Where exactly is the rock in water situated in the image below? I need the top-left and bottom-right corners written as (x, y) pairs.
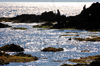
top-left (0, 23), bottom-right (11, 28)
top-left (41, 47), bottom-right (64, 52)
top-left (0, 43), bottom-right (24, 52)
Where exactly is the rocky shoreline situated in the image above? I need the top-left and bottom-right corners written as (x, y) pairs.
top-left (1, 2), bottom-right (100, 66)
top-left (0, 44), bottom-right (38, 65)
top-left (1, 2), bottom-right (100, 31)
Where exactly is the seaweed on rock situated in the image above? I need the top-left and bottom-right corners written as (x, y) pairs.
top-left (0, 43), bottom-right (24, 52)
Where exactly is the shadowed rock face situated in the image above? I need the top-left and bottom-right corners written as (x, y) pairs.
top-left (53, 2), bottom-right (100, 31)
top-left (1, 2), bottom-right (100, 30)
top-left (0, 43), bottom-right (24, 52)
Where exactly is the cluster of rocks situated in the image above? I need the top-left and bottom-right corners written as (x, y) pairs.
top-left (0, 43), bottom-right (64, 65)
top-left (53, 2), bottom-right (100, 30)
top-left (1, 2), bottom-right (100, 31)
top-left (0, 43), bottom-right (38, 65)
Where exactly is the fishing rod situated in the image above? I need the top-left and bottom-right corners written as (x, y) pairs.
top-left (44, 0), bottom-right (53, 11)
top-left (52, 0), bottom-right (56, 8)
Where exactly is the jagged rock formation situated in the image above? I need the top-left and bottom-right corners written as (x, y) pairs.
top-left (53, 2), bottom-right (100, 30)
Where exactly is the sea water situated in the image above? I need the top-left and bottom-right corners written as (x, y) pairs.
top-left (0, 2), bottom-right (100, 66)
top-left (0, 2), bottom-right (92, 17)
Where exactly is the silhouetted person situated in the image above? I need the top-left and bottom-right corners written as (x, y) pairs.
top-left (57, 9), bottom-right (60, 16)
top-left (83, 5), bottom-right (86, 10)
top-left (56, 9), bottom-right (61, 24)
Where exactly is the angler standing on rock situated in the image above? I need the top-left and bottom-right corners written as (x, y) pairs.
top-left (56, 9), bottom-right (61, 24)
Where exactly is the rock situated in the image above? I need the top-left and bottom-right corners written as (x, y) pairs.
top-left (68, 38), bottom-right (72, 40)
top-left (0, 23), bottom-right (11, 28)
top-left (74, 37), bottom-right (100, 41)
top-left (0, 51), bottom-right (38, 65)
top-left (41, 47), bottom-right (64, 52)
top-left (90, 61), bottom-right (100, 66)
top-left (14, 52), bottom-right (32, 57)
top-left (81, 50), bottom-right (90, 52)
top-left (61, 64), bottom-right (89, 66)
top-left (68, 55), bottom-right (100, 64)
top-left (11, 27), bottom-right (27, 30)
top-left (40, 11), bottom-right (56, 22)
top-left (53, 2), bottom-right (100, 31)
top-left (0, 59), bottom-right (9, 65)
top-left (0, 43), bottom-right (24, 52)
top-left (0, 51), bottom-right (9, 65)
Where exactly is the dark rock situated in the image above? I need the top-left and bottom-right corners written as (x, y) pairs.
top-left (68, 38), bottom-right (72, 40)
top-left (40, 11), bottom-right (56, 22)
top-left (81, 50), bottom-right (90, 52)
top-left (61, 64), bottom-right (89, 66)
top-left (0, 59), bottom-right (9, 65)
top-left (0, 23), bottom-right (11, 28)
top-left (41, 47), bottom-right (64, 52)
top-left (74, 37), bottom-right (100, 41)
top-left (14, 52), bottom-right (32, 57)
top-left (0, 43), bottom-right (24, 52)
top-left (90, 61), bottom-right (100, 66)
top-left (53, 2), bottom-right (100, 31)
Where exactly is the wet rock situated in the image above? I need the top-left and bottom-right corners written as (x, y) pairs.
top-left (33, 22), bottom-right (53, 28)
top-left (0, 23), bottom-right (11, 28)
top-left (68, 38), bottom-right (72, 40)
top-left (11, 27), bottom-right (27, 30)
top-left (81, 50), bottom-right (90, 52)
top-left (0, 43), bottom-right (24, 52)
top-left (0, 59), bottom-right (9, 65)
top-left (0, 51), bottom-right (38, 65)
top-left (68, 55), bottom-right (100, 64)
top-left (41, 47), bottom-right (64, 52)
top-left (61, 35), bottom-right (79, 36)
top-left (74, 37), bottom-right (100, 41)
top-left (14, 52), bottom-right (32, 57)
top-left (0, 51), bottom-right (9, 65)
top-left (61, 64), bottom-right (89, 66)
top-left (90, 61), bottom-right (100, 66)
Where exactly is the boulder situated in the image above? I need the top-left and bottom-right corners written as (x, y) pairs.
top-left (41, 47), bottom-right (64, 52)
top-left (0, 43), bottom-right (24, 52)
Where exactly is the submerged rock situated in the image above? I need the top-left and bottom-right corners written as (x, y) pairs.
top-left (74, 37), bottom-right (100, 41)
top-left (0, 43), bottom-right (24, 52)
top-left (81, 50), bottom-right (90, 52)
top-left (41, 47), bottom-right (64, 52)
top-left (11, 27), bottom-right (27, 30)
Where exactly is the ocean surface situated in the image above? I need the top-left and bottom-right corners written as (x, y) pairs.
top-left (0, 2), bottom-right (92, 17)
top-left (1, 2), bottom-right (100, 66)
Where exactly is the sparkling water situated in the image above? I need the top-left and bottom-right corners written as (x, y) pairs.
top-left (0, 2), bottom-right (100, 66)
top-left (0, 2), bottom-right (92, 17)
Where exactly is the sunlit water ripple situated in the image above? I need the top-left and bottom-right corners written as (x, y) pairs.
top-left (0, 22), bottom-right (100, 66)
top-left (0, 2), bottom-right (100, 66)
